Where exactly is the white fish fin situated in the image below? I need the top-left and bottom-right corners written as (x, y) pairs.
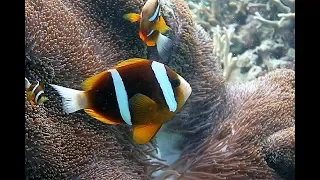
top-left (156, 33), bottom-right (173, 61)
top-left (49, 84), bottom-right (88, 114)
top-left (25, 77), bottom-right (31, 89)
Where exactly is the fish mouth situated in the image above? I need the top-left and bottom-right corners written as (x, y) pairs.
top-left (178, 75), bottom-right (192, 103)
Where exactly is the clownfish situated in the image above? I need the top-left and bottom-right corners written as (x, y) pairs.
top-left (25, 77), bottom-right (49, 105)
top-left (50, 58), bottom-right (192, 144)
top-left (123, 0), bottom-right (173, 61)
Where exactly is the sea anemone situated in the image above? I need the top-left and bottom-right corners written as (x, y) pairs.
top-left (25, 0), bottom-right (295, 179)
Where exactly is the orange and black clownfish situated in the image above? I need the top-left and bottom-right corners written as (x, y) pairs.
top-left (50, 58), bottom-right (192, 144)
top-left (123, 0), bottom-right (173, 61)
top-left (25, 77), bottom-right (49, 105)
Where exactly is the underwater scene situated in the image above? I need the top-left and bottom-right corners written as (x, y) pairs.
top-left (25, 0), bottom-right (295, 179)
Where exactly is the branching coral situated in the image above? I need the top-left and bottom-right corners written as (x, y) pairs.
top-left (187, 0), bottom-right (295, 82)
top-left (212, 24), bottom-right (264, 82)
top-left (26, 0), bottom-right (295, 179)
top-left (187, 0), bottom-right (218, 33)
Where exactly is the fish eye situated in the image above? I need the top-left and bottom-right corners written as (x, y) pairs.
top-left (170, 78), bottom-right (180, 88)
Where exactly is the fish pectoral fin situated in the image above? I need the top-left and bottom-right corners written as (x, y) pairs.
top-left (123, 13), bottom-right (141, 23)
top-left (133, 123), bottom-right (162, 144)
top-left (129, 93), bottom-right (157, 123)
top-left (81, 71), bottom-right (108, 91)
top-left (84, 109), bottom-right (121, 125)
top-left (151, 16), bottom-right (170, 34)
top-left (26, 91), bottom-right (34, 101)
top-left (115, 58), bottom-right (149, 68)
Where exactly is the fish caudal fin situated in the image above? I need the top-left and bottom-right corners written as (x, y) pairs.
top-left (133, 123), bottom-right (162, 144)
top-left (50, 84), bottom-right (88, 114)
top-left (25, 77), bottom-right (31, 89)
top-left (123, 13), bottom-right (140, 23)
top-left (156, 33), bottom-right (173, 61)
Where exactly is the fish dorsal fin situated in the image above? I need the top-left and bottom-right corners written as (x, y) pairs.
top-left (81, 71), bottom-right (108, 91)
top-left (115, 58), bottom-right (149, 68)
top-left (133, 123), bottom-right (162, 144)
top-left (151, 16), bottom-right (170, 34)
top-left (123, 13), bottom-right (141, 23)
top-left (129, 93), bottom-right (157, 124)
top-left (84, 109), bottom-right (122, 125)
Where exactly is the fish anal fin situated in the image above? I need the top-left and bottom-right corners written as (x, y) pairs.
top-left (123, 13), bottom-right (141, 23)
top-left (115, 58), bottom-right (149, 68)
top-left (81, 71), bottom-right (108, 91)
top-left (84, 109), bottom-right (121, 125)
top-left (133, 123), bottom-right (162, 144)
top-left (129, 93), bottom-right (157, 124)
top-left (152, 16), bottom-right (170, 33)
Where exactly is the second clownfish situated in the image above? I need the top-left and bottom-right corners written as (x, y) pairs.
top-left (123, 0), bottom-right (173, 61)
top-left (25, 77), bottom-right (48, 105)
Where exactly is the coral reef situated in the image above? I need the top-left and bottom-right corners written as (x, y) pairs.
top-left (187, 0), bottom-right (295, 82)
top-left (25, 0), bottom-right (295, 179)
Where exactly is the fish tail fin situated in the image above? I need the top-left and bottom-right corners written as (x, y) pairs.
top-left (156, 33), bottom-right (173, 61)
top-left (49, 84), bottom-right (88, 114)
top-left (123, 13), bottom-right (141, 23)
top-left (25, 77), bottom-right (31, 89)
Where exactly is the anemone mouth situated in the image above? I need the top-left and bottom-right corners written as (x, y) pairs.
top-left (145, 126), bottom-right (184, 179)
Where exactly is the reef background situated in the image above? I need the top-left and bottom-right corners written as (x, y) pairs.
top-left (187, 0), bottom-right (295, 82)
top-left (25, 0), bottom-right (295, 179)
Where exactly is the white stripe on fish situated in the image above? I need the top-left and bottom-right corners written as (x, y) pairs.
top-left (151, 61), bottom-right (177, 112)
top-left (108, 69), bottom-right (132, 125)
top-left (148, 0), bottom-right (160, 21)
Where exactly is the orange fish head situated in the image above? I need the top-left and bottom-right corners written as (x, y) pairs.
top-left (141, 0), bottom-right (160, 22)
